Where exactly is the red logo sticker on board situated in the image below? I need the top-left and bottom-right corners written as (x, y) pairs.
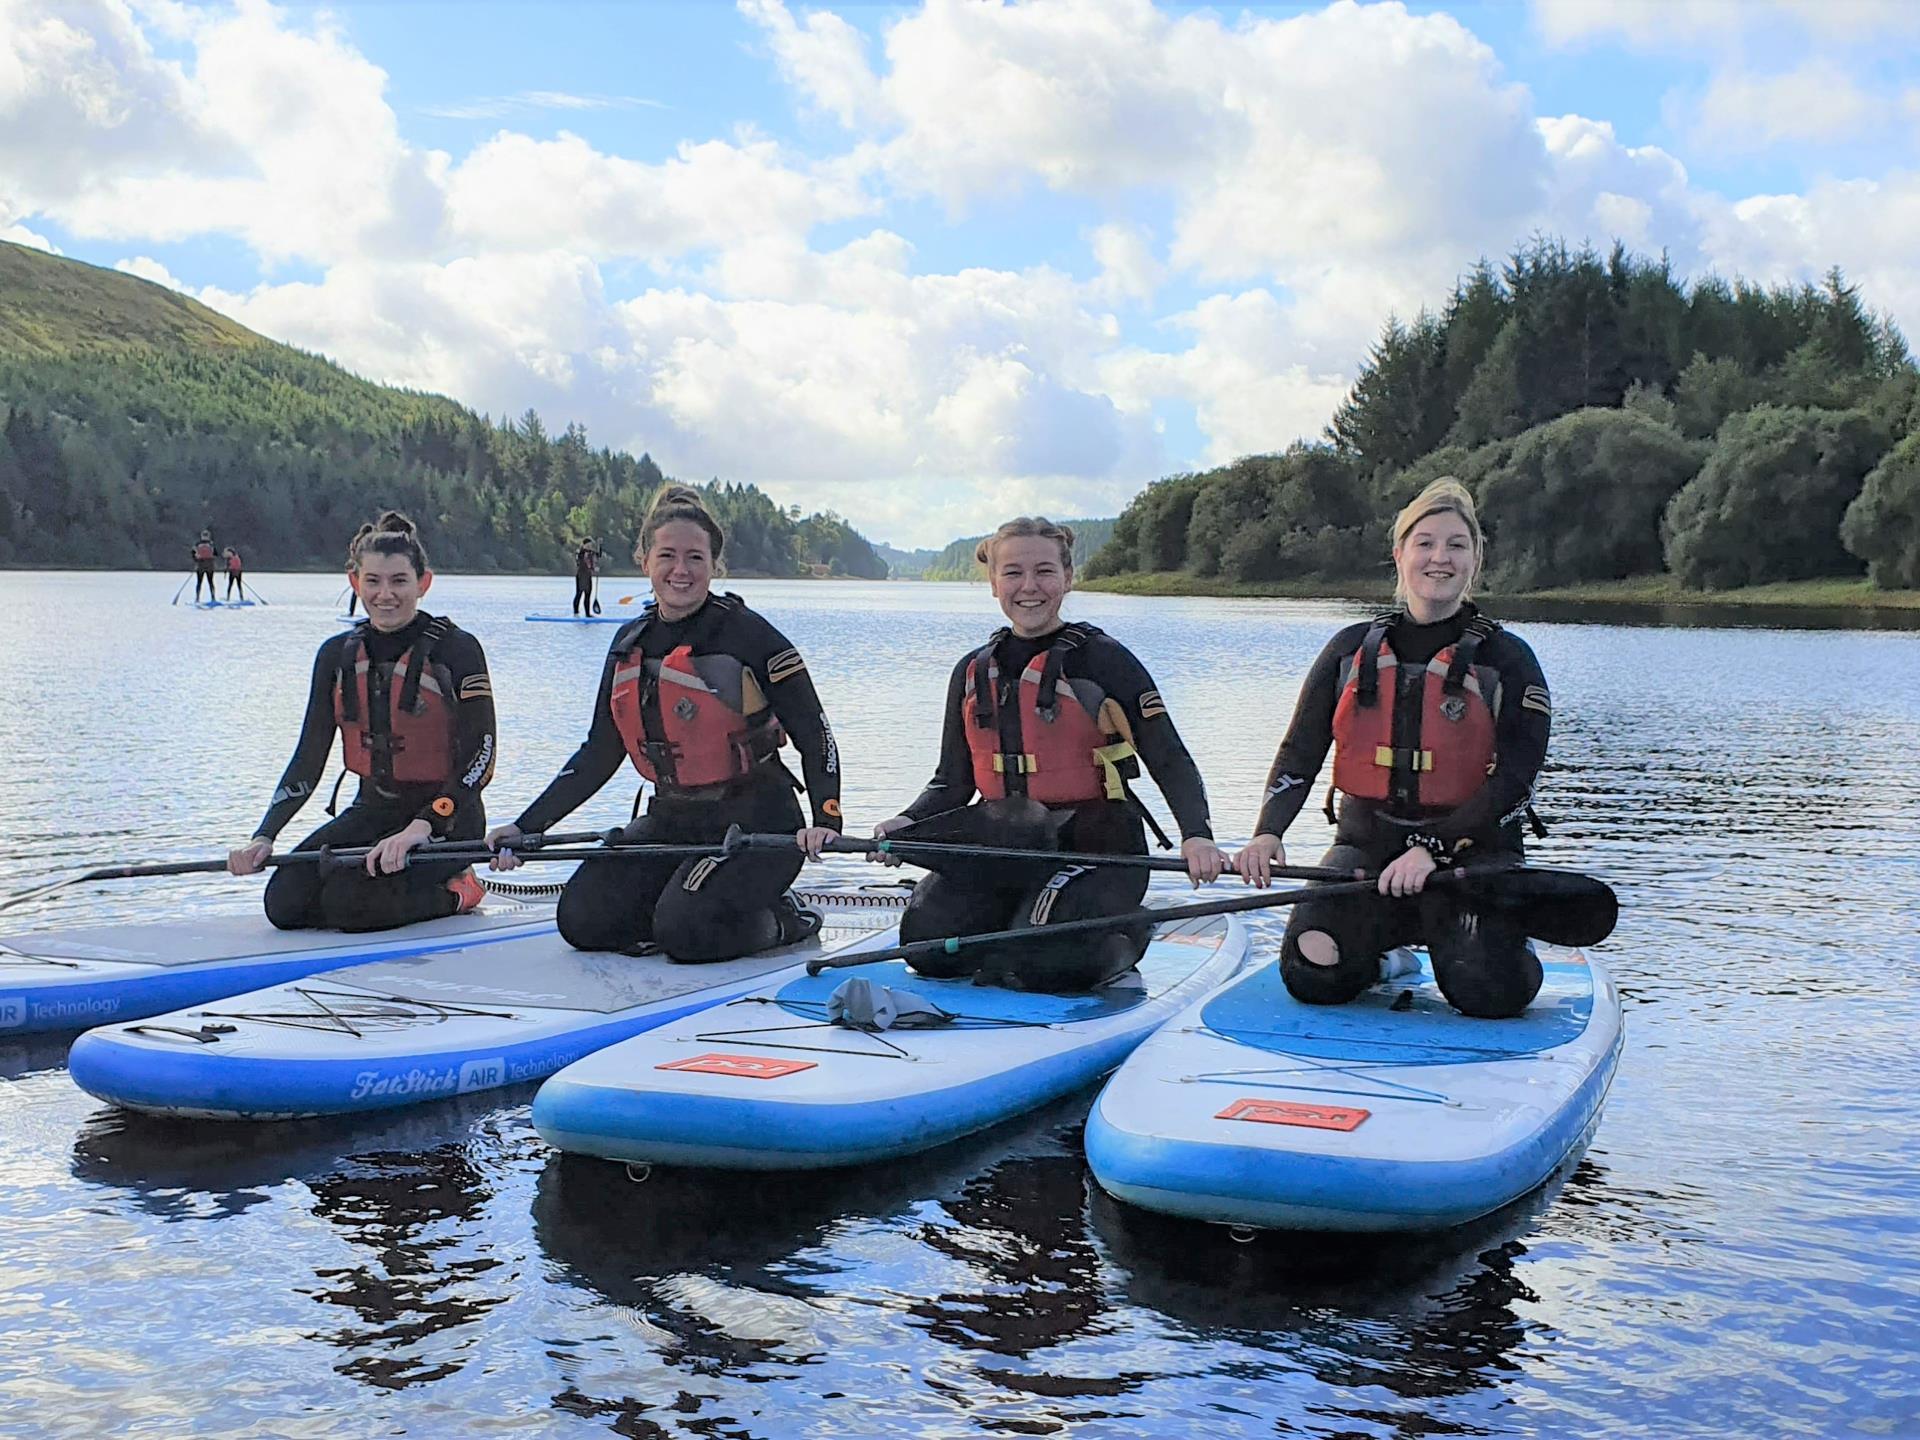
top-left (656, 1053), bottom-right (817, 1080)
top-left (1216, 1098), bottom-right (1370, 1131)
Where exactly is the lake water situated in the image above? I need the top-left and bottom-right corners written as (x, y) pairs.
top-left (0, 571), bottom-right (1916, 1438)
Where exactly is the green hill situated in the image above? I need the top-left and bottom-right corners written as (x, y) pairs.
top-left (0, 241), bottom-right (887, 575)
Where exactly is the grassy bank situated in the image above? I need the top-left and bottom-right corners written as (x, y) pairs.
top-left (1080, 571), bottom-right (1920, 610)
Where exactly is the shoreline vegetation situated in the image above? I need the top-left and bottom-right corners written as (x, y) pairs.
top-left (1079, 571), bottom-right (1920, 610)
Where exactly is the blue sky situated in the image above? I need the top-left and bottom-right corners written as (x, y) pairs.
top-left (5, 0), bottom-right (1918, 546)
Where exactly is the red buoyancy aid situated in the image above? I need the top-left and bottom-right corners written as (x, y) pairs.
top-left (226, 550), bottom-right (242, 573)
top-left (963, 624), bottom-right (1141, 807)
top-left (1331, 613), bottom-right (1500, 812)
top-left (333, 619), bottom-right (458, 788)
top-left (193, 540), bottom-right (215, 562)
top-left (607, 617), bottom-right (785, 789)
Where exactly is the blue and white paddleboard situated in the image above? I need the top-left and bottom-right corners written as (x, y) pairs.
top-left (1084, 947), bottom-right (1622, 1233)
top-left (532, 913), bottom-right (1249, 1171)
top-left (67, 891), bottom-right (903, 1121)
top-left (523, 613), bottom-right (629, 625)
top-left (0, 901), bottom-right (551, 1037)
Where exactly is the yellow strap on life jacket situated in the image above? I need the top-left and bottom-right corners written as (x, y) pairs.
top-left (992, 753), bottom-right (1040, 775)
top-left (1372, 745), bottom-right (1433, 772)
top-left (1093, 740), bottom-right (1137, 801)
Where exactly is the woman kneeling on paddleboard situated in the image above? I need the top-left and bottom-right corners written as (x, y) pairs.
top-left (489, 485), bottom-right (841, 960)
top-left (228, 512), bottom-right (495, 931)
top-left (1234, 478), bottom-right (1552, 1018)
top-left (872, 517), bottom-right (1228, 992)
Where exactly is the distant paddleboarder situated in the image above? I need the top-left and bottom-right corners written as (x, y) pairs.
top-left (190, 530), bottom-right (217, 603)
top-left (222, 546), bottom-right (246, 602)
top-left (573, 536), bottom-right (604, 616)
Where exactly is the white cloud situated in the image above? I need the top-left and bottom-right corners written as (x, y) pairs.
top-left (1532, 0), bottom-right (1920, 50)
top-left (112, 254), bottom-right (179, 285)
top-left (739, 0), bottom-right (882, 129)
top-left (444, 130), bottom-right (874, 260)
top-left (1691, 62), bottom-right (1882, 150)
top-left (1089, 222), bottom-right (1162, 305)
top-left (2, 224), bottom-right (60, 254)
top-left (420, 90), bottom-right (664, 121)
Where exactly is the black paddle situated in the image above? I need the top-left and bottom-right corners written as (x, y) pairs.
top-left (802, 863), bottom-right (1618, 975)
top-left (726, 829), bottom-right (1356, 883)
top-left (0, 828), bottom-right (616, 915)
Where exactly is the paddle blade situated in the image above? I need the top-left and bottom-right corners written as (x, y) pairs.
top-left (1458, 866), bottom-right (1618, 947)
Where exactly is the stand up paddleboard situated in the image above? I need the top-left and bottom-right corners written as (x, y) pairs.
top-left (523, 614), bottom-right (628, 624)
top-left (532, 913), bottom-right (1250, 1170)
top-left (1084, 947), bottom-right (1622, 1233)
top-left (67, 890), bottom-right (904, 1120)
top-left (0, 901), bottom-right (551, 1036)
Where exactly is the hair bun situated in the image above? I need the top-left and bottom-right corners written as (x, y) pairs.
top-left (374, 509), bottom-right (418, 535)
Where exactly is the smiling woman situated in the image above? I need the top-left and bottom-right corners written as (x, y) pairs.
top-left (224, 511), bottom-right (496, 931)
top-left (868, 515), bottom-right (1230, 992)
top-left (1234, 478), bottom-right (1556, 1019)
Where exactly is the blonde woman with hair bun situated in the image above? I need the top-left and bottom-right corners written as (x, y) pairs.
top-left (227, 512), bottom-right (498, 931)
top-left (488, 484), bottom-right (845, 962)
top-left (1232, 478), bottom-right (1555, 1019)
top-left (869, 516), bottom-right (1229, 993)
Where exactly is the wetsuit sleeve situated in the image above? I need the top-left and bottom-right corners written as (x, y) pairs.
top-left (1252, 626), bottom-right (1359, 840)
top-left (416, 629), bottom-right (496, 838)
top-left (1089, 638), bottom-right (1213, 841)
top-left (742, 615), bottom-right (843, 832)
top-left (901, 654), bottom-right (978, 822)
top-left (253, 638), bottom-right (345, 842)
top-left (513, 645), bottom-right (630, 834)
top-left (1424, 631), bottom-right (1551, 849)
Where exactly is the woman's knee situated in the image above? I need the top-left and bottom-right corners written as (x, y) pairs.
top-left (262, 871), bottom-right (318, 930)
top-left (557, 872), bottom-right (649, 952)
top-left (1279, 926), bottom-right (1377, 1005)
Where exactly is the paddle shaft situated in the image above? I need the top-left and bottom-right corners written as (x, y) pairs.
top-left (803, 862), bottom-right (1615, 974)
top-left (732, 830), bottom-right (1353, 881)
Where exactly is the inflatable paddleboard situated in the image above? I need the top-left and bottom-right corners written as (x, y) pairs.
top-left (0, 901), bottom-right (551, 1036)
top-left (523, 613), bottom-right (629, 624)
top-left (68, 889), bottom-right (904, 1120)
top-left (532, 913), bottom-right (1249, 1170)
top-left (1084, 947), bottom-right (1622, 1233)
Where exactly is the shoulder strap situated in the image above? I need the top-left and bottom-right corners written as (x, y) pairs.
top-left (397, 616), bottom-right (450, 714)
top-left (1443, 613), bottom-right (1500, 694)
top-left (1035, 623), bottom-right (1094, 711)
top-left (1357, 613), bottom-right (1397, 707)
top-left (336, 631), bottom-right (365, 722)
top-left (968, 627), bottom-right (1010, 727)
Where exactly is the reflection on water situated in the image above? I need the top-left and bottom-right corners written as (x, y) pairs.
top-left (1, 573), bottom-right (1917, 1437)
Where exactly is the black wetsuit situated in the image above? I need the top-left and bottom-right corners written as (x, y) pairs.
top-left (892, 624), bottom-right (1213, 991)
top-left (572, 544), bottom-right (601, 615)
top-left (514, 594), bottom-right (842, 961)
top-left (256, 613), bottom-right (495, 933)
top-left (192, 541), bottom-right (217, 602)
top-left (1257, 604), bottom-right (1552, 1017)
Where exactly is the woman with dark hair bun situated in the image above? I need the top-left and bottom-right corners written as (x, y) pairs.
top-left (869, 516), bottom-right (1228, 992)
top-left (227, 512), bottom-right (496, 931)
top-left (489, 485), bottom-right (844, 961)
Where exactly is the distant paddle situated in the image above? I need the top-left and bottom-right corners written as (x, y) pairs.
top-left (169, 578), bottom-right (190, 606)
top-left (801, 863), bottom-right (1619, 975)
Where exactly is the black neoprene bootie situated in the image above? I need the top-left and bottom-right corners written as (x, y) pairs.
top-left (774, 893), bottom-right (823, 946)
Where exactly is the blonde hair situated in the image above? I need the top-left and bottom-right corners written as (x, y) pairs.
top-left (975, 516), bottom-right (1075, 573)
top-left (636, 484), bottom-right (724, 565)
top-left (349, 510), bottom-right (427, 575)
top-left (1391, 478), bottom-right (1482, 604)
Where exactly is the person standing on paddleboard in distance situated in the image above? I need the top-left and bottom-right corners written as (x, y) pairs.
top-left (488, 484), bottom-right (842, 961)
top-left (1234, 478), bottom-right (1553, 1018)
top-left (222, 546), bottom-right (245, 603)
top-left (573, 536), bottom-right (603, 616)
top-left (343, 521), bottom-right (372, 617)
top-left (190, 529), bottom-right (218, 603)
top-left (870, 516), bottom-right (1228, 992)
top-left (226, 512), bottom-right (496, 931)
